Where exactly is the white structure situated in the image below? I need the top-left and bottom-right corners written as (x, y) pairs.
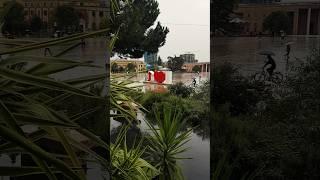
top-left (145, 69), bottom-right (173, 85)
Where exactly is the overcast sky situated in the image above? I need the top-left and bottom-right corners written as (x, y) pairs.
top-left (155, 0), bottom-right (210, 62)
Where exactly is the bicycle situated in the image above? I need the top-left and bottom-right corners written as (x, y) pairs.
top-left (253, 69), bottom-right (283, 84)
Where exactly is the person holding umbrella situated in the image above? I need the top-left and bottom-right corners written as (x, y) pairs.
top-left (263, 54), bottom-right (276, 79)
top-left (192, 77), bottom-right (197, 87)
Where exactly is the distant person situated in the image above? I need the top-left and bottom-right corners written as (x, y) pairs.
top-left (280, 30), bottom-right (285, 41)
top-left (192, 77), bottom-right (196, 87)
top-left (285, 43), bottom-right (291, 71)
top-left (81, 38), bottom-right (86, 48)
top-left (263, 55), bottom-right (276, 79)
top-left (285, 44), bottom-right (291, 57)
top-left (271, 31), bottom-right (275, 41)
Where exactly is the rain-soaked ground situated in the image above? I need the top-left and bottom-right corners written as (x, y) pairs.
top-left (213, 36), bottom-right (320, 75)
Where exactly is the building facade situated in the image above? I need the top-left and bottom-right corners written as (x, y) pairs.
top-left (111, 59), bottom-right (146, 72)
top-left (180, 53), bottom-right (198, 63)
top-left (235, 0), bottom-right (320, 35)
top-left (144, 52), bottom-right (157, 65)
top-left (182, 62), bottom-right (210, 73)
top-left (18, 0), bottom-right (109, 32)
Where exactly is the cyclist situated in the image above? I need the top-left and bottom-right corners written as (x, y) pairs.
top-left (263, 55), bottom-right (276, 79)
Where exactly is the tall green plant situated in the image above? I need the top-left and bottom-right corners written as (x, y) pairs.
top-left (0, 5), bottom-right (111, 178)
top-left (111, 126), bottom-right (159, 180)
top-left (145, 104), bottom-right (192, 180)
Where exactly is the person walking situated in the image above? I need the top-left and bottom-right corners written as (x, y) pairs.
top-left (192, 77), bottom-right (197, 87)
top-left (280, 30), bottom-right (285, 43)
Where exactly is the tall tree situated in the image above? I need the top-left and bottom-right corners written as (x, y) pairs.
top-left (211, 0), bottom-right (238, 34)
top-left (263, 11), bottom-right (290, 34)
top-left (192, 65), bottom-right (201, 73)
top-left (157, 56), bottom-right (162, 66)
top-left (167, 56), bottom-right (184, 72)
top-left (54, 5), bottom-right (79, 32)
top-left (30, 16), bottom-right (42, 32)
top-left (111, 0), bottom-right (169, 58)
top-left (111, 62), bottom-right (119, 73)
top-left (127, 63), bottom-right (136, 72)
top-left (1, 2), bottom-right (25, 35)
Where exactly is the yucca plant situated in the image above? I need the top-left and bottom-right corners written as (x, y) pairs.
top-left (145, 104), bottom-right (192, 180)
top-left (0, 4), bottom-right (113, 180)
top-left (110, 74), bottom-right (145, 124)
top-left (0, 1), bottom-right (157, 180)
top-left (0, 39), bottom-right (111, 180)
top-left (110, 126), bottom-right (159, 180)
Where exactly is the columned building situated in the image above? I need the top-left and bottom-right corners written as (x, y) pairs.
top-left (111, 59), bottom-right (146, 72)
top-left (235, 0), bottom-right (320, 35)
top-left (182, 62), bottom-right (210, 73)
top-left (180, 53), bottom-right (198, 63)
top-left (19, 0), bottom-right (109, 32)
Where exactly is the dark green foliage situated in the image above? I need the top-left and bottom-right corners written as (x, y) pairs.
top-left (126, 63), bottom-right (136, 72)
top-left (263, 11), bottom-right (290, 34)
top-left (192, 65), bottom-right (201, 72)
top-left (53, 5), bottom-right (80, 32)
top-left (111, 0), bottom-right (169, 58)
top-left (212, 63), bottom-right (269, 115)
top-left (30, 16), bottom-right (42, 32)
top-left (140, 91), bottom-right (209, 129)
top-left (118, 66), bottom-right (125, 72)
top-left (211, 0), bottom-right (238, 33)
top-left (211, 53), bottom-right (320, 179)
top-left (1, 2), bottom-right (26, 35)
top-left (167, 56), bottom-right (184, 72)
top-left (168, 82), bottom-right (194, 98)
top-left (111, 62), bottom-right (119, 73)
top-left (145, 105), bottom-right (192, 180)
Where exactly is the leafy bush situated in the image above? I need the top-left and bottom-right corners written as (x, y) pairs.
top-left (211, 53), bottom-right (320, 179)
top-left (168, 82), bottom-right (194, 98)
top-left (212, 63), bottom-right (269, 115)
top-left (140, 92), bottom-right (208, 124)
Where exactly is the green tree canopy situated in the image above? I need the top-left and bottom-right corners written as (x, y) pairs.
top-left (211, 0), bottom-right (238, 34)
top-left (100, 16), bottom-right (108, 29)
top-left (192, 65), bottom-right (201, 73)
top-left (111, 62), bottom-right (119, 73)
top-left (126, 63), bottom-right (136, 72)
top-left (1, 2), bottom-right (25, 35)
top-left (30, 16), bottom-right (42, 32)
top-left (54, 5), bottom-right (80, 32)
top-left (263, 11), bottom-right (290, 34)
top-left (111, 0), bottom-right (169, 58)
top-left (167, 56), bottom-right (184, 72)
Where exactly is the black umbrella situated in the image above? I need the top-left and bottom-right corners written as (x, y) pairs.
top-left (258, 50), bottom-right (275, 56)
